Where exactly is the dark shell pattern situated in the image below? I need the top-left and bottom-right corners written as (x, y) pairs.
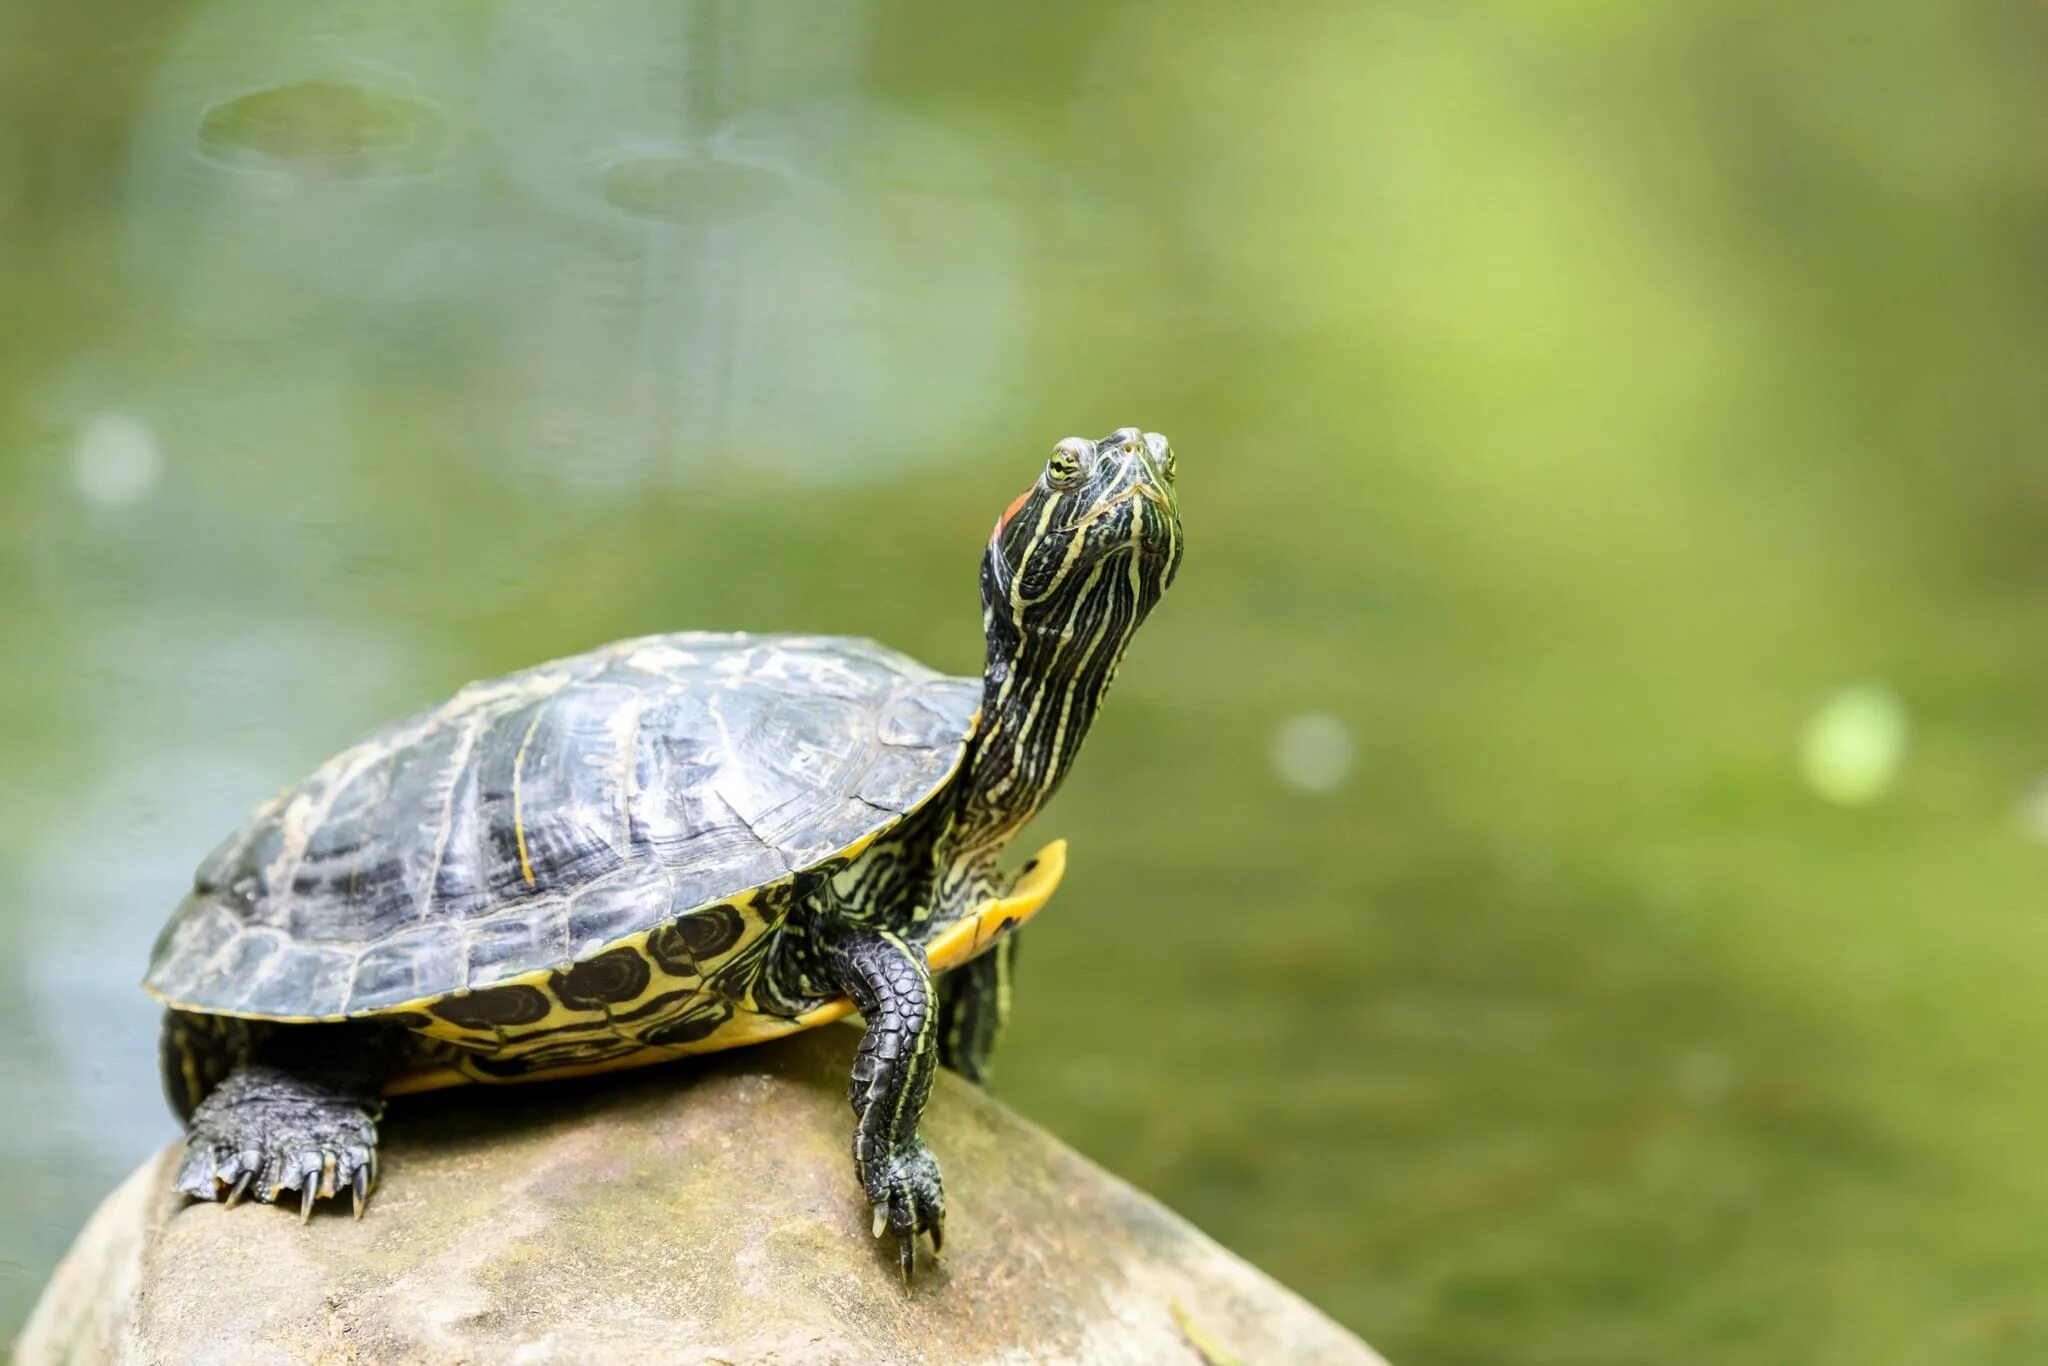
top-left (145, 633), bottom-right (980, 1072)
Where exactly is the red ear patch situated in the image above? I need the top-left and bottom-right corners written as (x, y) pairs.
top-left (996, 486), bottom-right (1033, 533)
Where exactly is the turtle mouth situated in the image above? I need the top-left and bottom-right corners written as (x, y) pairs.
top-left (1058, 475), bottom-right (1173, 535)
top-left (1059, 486), bottom-right (1139, 533)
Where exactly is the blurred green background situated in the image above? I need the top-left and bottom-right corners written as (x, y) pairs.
top-left (5, 2), bottom-right (2047, 1361)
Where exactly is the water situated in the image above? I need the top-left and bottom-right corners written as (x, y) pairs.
top-left (6, 3), bottom-right (2048, 1361)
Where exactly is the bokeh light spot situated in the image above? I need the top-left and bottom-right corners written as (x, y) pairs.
top-left (71, 413), bottom-right (163, 509)
top-left (2014, 777), bottom-right (2048, 843)
top-left (1271, 713), bottom-right (1354, 793)
top-left (1798, 683), bottom-right (1908, 807)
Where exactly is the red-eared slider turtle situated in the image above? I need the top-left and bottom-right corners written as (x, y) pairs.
top-left (145, 429), bottom-right (1182, 1275)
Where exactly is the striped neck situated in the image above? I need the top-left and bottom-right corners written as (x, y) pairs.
top-left (920, 427), bottom-right (1182, 917)
top-left (940, 554), bottom-right (1138, 884)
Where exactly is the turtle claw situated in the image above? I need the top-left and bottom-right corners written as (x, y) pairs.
top-left (177, 1069), bottom-right (380, 1221)
top-left (860, 1139), bottom-right (946, 1281)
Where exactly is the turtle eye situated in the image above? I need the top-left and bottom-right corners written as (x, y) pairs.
top-left (1158, 445), bottom-right (1176, 483)
top-left (1046, 439), bottom-right (1090, 490)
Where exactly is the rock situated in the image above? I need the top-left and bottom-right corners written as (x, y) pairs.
top-left (20, 1024), bottom-right (1383, 1365)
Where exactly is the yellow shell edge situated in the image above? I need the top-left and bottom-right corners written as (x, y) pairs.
top-left (380, 838), bottom-right (1067, 1097)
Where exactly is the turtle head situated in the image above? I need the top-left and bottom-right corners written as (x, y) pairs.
top-left (981, 427), bottom-right (1183, 649)
top-left (945, 429), bottom-right (1183, 867)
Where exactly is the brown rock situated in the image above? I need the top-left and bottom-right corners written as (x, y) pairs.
top-left (20, 1024), bottom-right (1382, 1365)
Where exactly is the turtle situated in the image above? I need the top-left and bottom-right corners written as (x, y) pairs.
top-left (144, 428), bottom-right (1182, 1276)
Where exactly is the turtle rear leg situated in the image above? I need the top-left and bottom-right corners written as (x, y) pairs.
top-left (163, 1011), bottom-right (393, 1220)
top-left (936, 932), bottom-right (1018, 1086)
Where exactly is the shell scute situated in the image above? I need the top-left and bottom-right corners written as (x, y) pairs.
top-left (566, 863), bottom-right (674, 960)
top-left (463, 902), bottom-right (571, 983)
top-left (242, 943), bottom-right (354, 1019)
top-left (430, 984), bottom-right (553, 1030)
top-left (345, 924), bottom-right (464, 1013)
top-left (550, 948), bottom-right (652, 1010)
top-left (647, 902), bottom-right (746, 977)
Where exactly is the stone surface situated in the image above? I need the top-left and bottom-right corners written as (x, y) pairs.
top-left (20, 1024), bottom-right (1383, 1365)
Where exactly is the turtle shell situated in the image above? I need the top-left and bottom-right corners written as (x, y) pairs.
top-left (144, 633), bottom-right (980, 1022)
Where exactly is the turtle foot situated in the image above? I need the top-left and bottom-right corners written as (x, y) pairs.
top-left (175, 1063), bottom-right (381, 1221)
top-left (864, 1138), bottom-right (945, 1280)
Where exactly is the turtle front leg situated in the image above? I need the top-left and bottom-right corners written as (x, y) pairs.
top-left (936, 932), bottom-right (1018, 1085)
top-left (829, 929), bottom-right (945, 1278)
top-left (167, 1015), bottom-right (393, 1221)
